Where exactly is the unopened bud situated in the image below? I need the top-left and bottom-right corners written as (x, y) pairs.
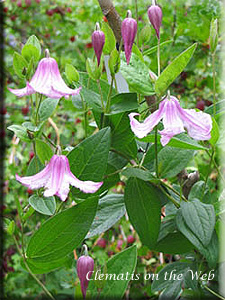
top-left (149, 70), bottom-right (158, 82)
top-left (121, 11), bottom-right (137, 65)
top-left (77, 247), bottom-right (94, 299)
top-left (92, 23), bottom-right (105, 66)
top-left (147, 3), bottom-right (162, 39)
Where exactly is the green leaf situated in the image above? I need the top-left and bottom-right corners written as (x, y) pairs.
top-left (159, 280), bottom-right (182, 300)
top-left (109, 93), bottom-right (138, 115)
top-left (86, 58), bottom-right (103, 81)
top-left (205, 99), bottom-right (225, 118)
top-left (143, 40), bottom-right (173, 56)
top-left (26, 35), bottom-right (41, 57)
top-left (120, 53), bottom-right (155, 96)
top-left (180, 199), bottom-right (215, 246)
top-left (21, 44), bottom-right (40, 63)
top-left (29, 195), bottom-right (56, 216)
top-left (65, 63), bottom-right (79, 83)
top-left (176, 210), bottom-right (218, 267)
top-left (102, 22), bottom-right (116, 55)
top-left (125, 178), bottom-right (161, 248)
top-left (209, 117), bottom-right (219, 146)
top-left (109, 48), bottom-right (121, 75)
top-left (26, 197), bottom-right (98, 261)
top-left (86, 194), bottom-right (125, 238)
top-left (155, 43), bottom-right (197, 95)
top-left (13, 52), bottom-right (28, 79)
top-left (26, 155), bottom-right (44, 176)
top-left (154, 218), bottom-right (194, 254)
top-left (81, 87), bottom-right (102, 112)
top-left (140, 132), bottom-right (207, 150)
top-left (157, 147), bottom-right (195, 178)
top-left (188, 181), bottom-right (211, 204)
top-left (139, 25), bottom-right (151, 46)
top-left (7, 220), bottom-right (15, 236)
top-left (106, 112), bottom-right (137, 159)
top-left (38, 98), bottom-right (59, 121)
top-left (122, 167), bottom-right (157, 182)
top-left (209, 19), bottom-right (218, 54)
top-left (7, 125), bottom-right (30, 142)
top-left (35, 139), bottom-right (53, 164)
top-left (68, 128), bottom-right (111, 198)
top-left (100, 246), bottom-right (137, 299)
top-left (99, 163), bottom-right (119, 193)
top-left (152, 262), bottom-right (190, 293)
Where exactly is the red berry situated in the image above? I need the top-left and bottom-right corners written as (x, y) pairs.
top-left (47, 133), bottom-right (51, 139)
top-left (3, 7), bottom-right (8, 13)
top-left (97, 238), bottom-right (107, 248)
top-left (27, 188), bottom-right (33, 195)
top-left (103, 16), bottom-right (108, 22)
top-left (22, 106), bottom-right (29, 115)
top-left (70, 36), bottom-right (75, 42)
top-left (85, 42), bottom-right (93, 49)
top-left (127, 235), bottom-right (135, 244)
top-left (196, 100), bottom-right (205, 111)
top-left (44, 33), bottom-right (50, 39)
top-left (67, 7), bottom-right (72, 13)
top-left (75, 118), bottom-right (81, 124)
top-left (10, 15), bottom-right (17, 21)
top-left (46, 9), bottom-right (54, 16)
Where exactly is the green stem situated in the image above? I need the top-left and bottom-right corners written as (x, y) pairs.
top-left (203, 285), bottom-right (225, 300)
top-left (42, 133), bottom-right (57, 148)
top-left (80, 93), bottom-right (88, 138)
top-left (212, 53), bottom-right (216, 117)
top-left (106, 77), bottom-right (114, 113)
top-left (135, 0), bottom-right (139, 47)
top-left (35, 94), bottom-right (43, 126)
top-left (202, 149), bottom-right (214, 200)
top-left (97, 79), bottom-right (105, 112)
top-left (154, 126), bottom-right (159, 178)
top-left (159, 186), bottom-right (180, 208)
top-left (13, 235), bottom-right (55, 300)
top-left (157, 37), bottom-right (161, 77)
top-left (160, 180), bottom-right (187, 202)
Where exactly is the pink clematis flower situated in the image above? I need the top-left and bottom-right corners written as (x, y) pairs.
top-left (129, 95), bottom-right (212, 146)
top-left (16, 155), bottom-right (103, 201)
top-left (8, 49), bottom-right (81, 99)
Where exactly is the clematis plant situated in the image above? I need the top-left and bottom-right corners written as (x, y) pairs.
top-left (16, 155), bottom-right (103, 201)
top-left (129, 94), bottom-right (212, 146)
top-left (8, 49), bottom-right (81, 99)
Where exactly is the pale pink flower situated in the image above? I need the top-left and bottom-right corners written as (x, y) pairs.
top-left (129, 95), bottom-right (212, 146)
top-left (9, 50), bottom-right (81, 99)
top-left (16, 155), bottom-right (103, 201)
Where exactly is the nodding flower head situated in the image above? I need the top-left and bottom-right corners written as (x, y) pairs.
top-left (92, 23), bottom-right (105, 66)
top-left (121, 10), bottom-right (137, 65)
top-left (147, 2), bottom-right (162, 39)
top-left (8, 49), bottom-right (81, 99)
top-left (16, 155), bottom-right (103, 201)
top-left (77, 247), bottom-right (94, 299)
top-left (129, 95), bottom-right (212, 146)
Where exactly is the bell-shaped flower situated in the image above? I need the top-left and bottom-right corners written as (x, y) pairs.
top-left (16, 155), bottom-right (103, 201)
top-left (92, 22), bottom-right (105, 66)
top-left (121, 10), bottom-right (137, 64)
top-left (77, 253), bottom-right (94, 299)
top-left (129, 95), bottom-right (212, 146)
top-left (8, 49), bottom-right (81, 99)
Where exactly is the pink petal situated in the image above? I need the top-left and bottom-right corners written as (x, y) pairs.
top-left (15, 163), bottom-right (51, 190)
top-left (159, 97), bottom-right (185, 146)
top-left (179, 108), bottom-right (212, 140)
top-left (8, 82), bottom-right (35, 97)
top-left (64, 156), bottom-right (103, 193)
top-left (129, 100), bottom-right (165, 138)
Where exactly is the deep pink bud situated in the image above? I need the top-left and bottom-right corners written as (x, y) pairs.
top-left (147, 4), bottom-right (162, 39)
top-left (92, 23), bottom-right (105, 66)
top-left (25, 0), bottom-right (31, 6)
top-left (77, 255), bottom-right (94, 299)
top-left (121, 11), bottom-right (137, 65)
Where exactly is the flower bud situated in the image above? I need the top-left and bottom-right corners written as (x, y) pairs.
top-left (149, 70), bottom-right (158, 82)
top-left (121, 10), bottom-right (137, 65)
top-left (77, 253), bottom-right (94, 299)
top-left (92, 23), bottom-right (105, 66)
top-left (147, 2), bottom-right (162, 39)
